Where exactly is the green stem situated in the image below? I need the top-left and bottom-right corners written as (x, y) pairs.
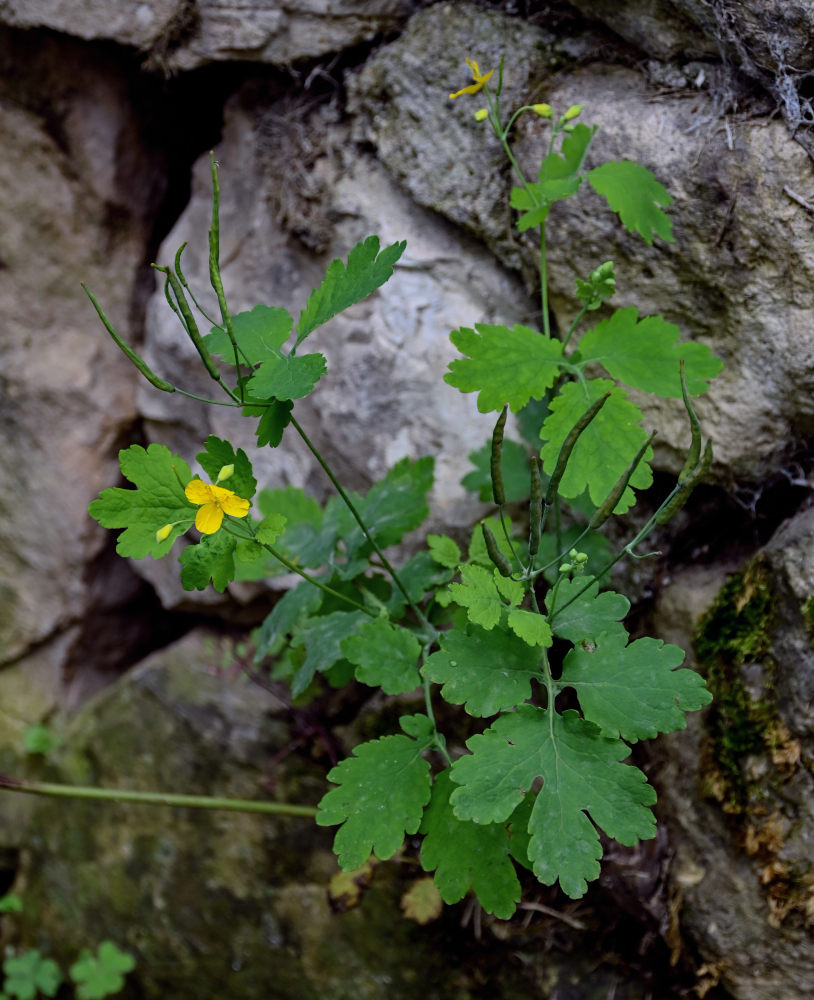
top-left (0, 775), bottom-right (317, 818)
top-left (421, 668), bottom-right (451, 767)
top-left (539, 222), bottom-right (551, 338)
top-left (288, 414), bottom-right (429, 628)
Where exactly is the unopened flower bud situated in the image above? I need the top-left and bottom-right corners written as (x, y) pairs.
top-left (574, 551), bottom-right (588, 565)
top-left (531, 103), bottom-right (553, 119)
top-left (156, 524), bottom-right (172, 543)
top-left (216, 464), bottom-right (235, 483)
top-left (559, 563), bottom-right (572, 574)
top-left (473, 108), bottom-right (489, 122)
top-left (563, 104), bottom-right (584, 121)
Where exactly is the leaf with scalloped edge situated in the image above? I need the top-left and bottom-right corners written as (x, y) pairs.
top-left (179, 531), bottom-right (237, 592)
top-left (587, 160), bottom-right (673, 244)
top-left (560, 630), bottom-right (712, 741)
top-left (420, 770), bottom-right (521, 918)
top-left (449, 706), bottom-right (656, 898)
top-left (423, 622), bottom-right (542, 717)
top-left (317, 720), bottom-right (433, 869)
top-left (341, 618), bottom-right (422, 695)
top-left (545, 576), bottom-right (629, 644)
top-left (446, 324), bottom-right (564, 413)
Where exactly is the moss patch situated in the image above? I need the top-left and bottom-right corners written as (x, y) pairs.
top-left (693, 555), bottom-right (777, 812)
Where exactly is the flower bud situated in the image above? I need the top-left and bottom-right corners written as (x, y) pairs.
top-left (559, 563), bottom-right (572, 574)
top-left (473, 108), bottom-right (489, 122)
top-left (531, 103), bottom-right (553, 119)
top-left (563, 104), bottom-right (584, 121)
top-left (156, 524), bottom-right (172, 543)
top-left (216, 464), bottom-right (235, 483)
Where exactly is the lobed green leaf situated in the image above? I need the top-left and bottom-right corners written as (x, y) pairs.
top-left (341, 618), bottom-right (422, 695)
top-left (587, 160), bottom-right (673, 244)
top-left (545, 576), bottom-right (629, 643)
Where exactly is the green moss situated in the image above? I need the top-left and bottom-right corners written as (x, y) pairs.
top-left (694, 556), bottom-right (777, 811)
top-left (801, 596), bottom-right (814, 646)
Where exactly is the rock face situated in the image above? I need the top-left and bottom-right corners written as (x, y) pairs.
top-left (1, 1), bottom-right (814, 997)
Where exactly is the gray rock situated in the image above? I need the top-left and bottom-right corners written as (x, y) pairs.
top-left (0, 0), bottom-right (420, 71)
top-left (648, 509), bottom-right (814, 999)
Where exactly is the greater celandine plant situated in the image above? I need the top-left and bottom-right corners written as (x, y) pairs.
top-left (27, 56), bottom-right (721, 917)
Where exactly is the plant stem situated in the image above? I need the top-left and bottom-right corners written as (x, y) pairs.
top-left (0, 775), bottom-right (317, 818)
top-left (288, 414), bottom-right (430, 628)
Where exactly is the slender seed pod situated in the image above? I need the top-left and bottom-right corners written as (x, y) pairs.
top-left (544, 392), bottom-right (611, 505)
top-left (655, 440), bottom-right (713, 525)
top-left (677, 360), bottom-right (702, 485)
top-left (81, 284), bottom-right (175, 393)
top-left (158, 265), bottom-right (222, 382)
top-left (589, 431), bottom-right (656, 529)
top-left (481, 522), bottom-right (513, 577)
top-left (491, 406), bottom-right (508, 506)
top-left (528, 456), bottom-right (543, 556)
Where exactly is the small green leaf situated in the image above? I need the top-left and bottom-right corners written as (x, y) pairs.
top-left (204, 304), bottom-right (294, 365)
top-left (341, 619), bottom-right (421, 694)
top-left (446, 324), bottom-right (564, 413)
top-left (317, 728), bottom-right (433, 869)
top-left (447, 565), bottom-right (523, 630)
top-left (423, 622), bottom-right (542, 716)
top-left (196, 435), bottom-right (257, 501)
top-left (69, 941), bottom-right (135, 1000)
top-left (587, 160), bottom-right (673, 244)
top-left (246, 351), bottom-right (327, 401)
top-left (22, 724), bottom-right (60, 756)
top-left (560, 631), bottom-right (712, 741)
top-left (507, 607), bottom-right (553, 647)
top-left (540, 379), bottom-right (652, 510)
top-left (3, 950), bottom-right (62, 1000)
top-left (546, 576), bottom-right (629, 643)
top-left (178, 532), bottom-right (237, 592)
top-left (297, 236), bottom-right (407, 344)
top-left (576, 307), bottom-right (722, 397)
top-left (88, 444), bottom-right (194, 559)
top-left (290, 610), bottom-right (369, 696)
top-left (427, 534), bottom-right (462, 569)
top-left (256, 512), bottom-right (287, 546)
top-left (242, 397), bottom-right (293, 448)
top-left (420, 770), bottom-right (520, 918)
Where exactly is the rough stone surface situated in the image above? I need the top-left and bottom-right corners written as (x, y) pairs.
top-left (648, 511), bottom-right (814, 1000)
top-left (0, 0), bottom-right (421, 71)
top-left (350, 3), bottom-right (814, 482)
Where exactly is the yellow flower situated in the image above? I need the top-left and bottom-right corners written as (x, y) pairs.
top-left (185, 478), bottom-right (250, 534)
top-left (449, 58), bottom-right (494, 99)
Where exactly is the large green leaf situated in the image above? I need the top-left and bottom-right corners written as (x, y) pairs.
top-left (88, 444), bottom-right (194, 559)
top-left (246, 351), bottom-right (327, 401)
top-left (445, 324), bottom-right (564, 413)
top-left (343, 456), bottom-right (434, 556)
top-left (576, 306), bottom-right (722, 397)
top-left (545, 576), bottom-right (629, 643)
top-left (317, 723), bottom-right (433, 869)
top-left (204, 304), bottom-right (293, 365)
top-left (420, 770), bottom-right (520, 918)
top-left (179, 531), bottom-right (237, 593)
top-left (587, 160), bottom-right (673, 244)
top-left (449, 706), bottom-right (657, 897)
top-left (560, 630), bottom-right (712, 741)
top-left (297, 236), bottom-right (406, 344)
top-left (341, 618), bottom-right (422, 695)
top-left (423, 623), bottom-right (543, 716)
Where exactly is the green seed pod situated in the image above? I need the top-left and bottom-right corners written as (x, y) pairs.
top-left (491, 405), bottom-right (508, 506)
top-left (81, 284), bottom-right (175, 393)
top-left (589, 431), bottom-right (656, 529)
top-left (655, 440), bottom-right (713, 525)
top-left (528, 456), bottom-right (543, 557)
top-left (677, 361), bottom-right (702, 485)
top-left (544, 393), bottom-right (610, 506)
top-left (481, 522), bottom-right (513, 577)
top-left (158, 265), bottom-right (222, 382)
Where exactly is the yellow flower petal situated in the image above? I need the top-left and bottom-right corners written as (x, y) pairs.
top-left (449, 58), bottom-right (494, 99)
top-left (221, 494), bottom-right (250, 518)
top-left (195, 503), bottom-right (224, 534)
top-left (185, 479), bottom-right (212, 505)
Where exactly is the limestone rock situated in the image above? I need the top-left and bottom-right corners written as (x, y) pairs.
top-left (0, 0), bottom-right (419, 71)
top-left (350, 2), bottom-right (814, 483)
top-left (648, 510), bottom-right (814, 1000)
